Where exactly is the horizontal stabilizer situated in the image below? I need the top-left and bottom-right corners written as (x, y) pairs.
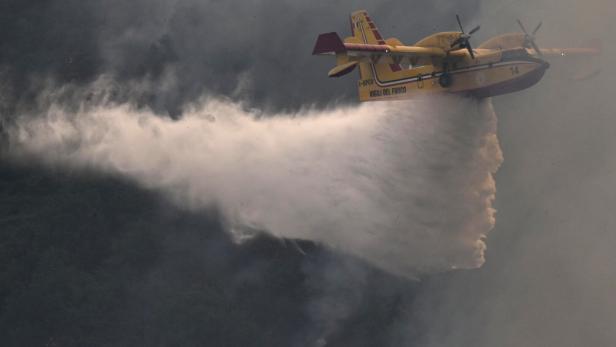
top-left (313, 32), bottom-right (346, 55)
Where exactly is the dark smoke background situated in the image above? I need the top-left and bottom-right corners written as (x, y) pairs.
top-left (0, 0), bottom-right (478, 116)
top-left (1, 0), bottom-right (615, 346)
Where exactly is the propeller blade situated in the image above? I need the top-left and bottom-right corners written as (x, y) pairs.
top-left (456, 14), bottom-right (465, 33)
top-left (530, 39), bottom-right (543, 57)
top-left (467, 44), bottom-right (475, 59)
top-left (517, 19), bottom-right (529, 35)
top-left (451, 37), bottom-right (463, 48)
top-left (469, 25), bottom-right (481, 35)
top-left (532, 21), bottom-right (543, 35)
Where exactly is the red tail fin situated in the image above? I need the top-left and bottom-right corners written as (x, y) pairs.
top-left (312, 32), bottom-right (346, 55)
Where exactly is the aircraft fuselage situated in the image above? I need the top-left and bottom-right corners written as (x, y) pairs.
top-left (357, 48), bottom-right (550, 101)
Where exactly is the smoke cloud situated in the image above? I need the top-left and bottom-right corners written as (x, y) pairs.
top-left (393, 1), bottom-right (616, 346)
top-left (0, 1), bottom-right (479, 116)
top-left (3, 0), bottom-right (616, 344)
top-left (8, 87), bottom-right (501, 278)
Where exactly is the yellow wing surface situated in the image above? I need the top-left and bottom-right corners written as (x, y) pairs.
top-left (313, 11), bottom-right (446, 79)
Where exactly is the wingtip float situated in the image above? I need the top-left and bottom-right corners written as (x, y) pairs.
top-left (313, 10), bottom-right (601, 101)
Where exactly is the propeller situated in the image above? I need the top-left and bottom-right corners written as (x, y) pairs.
top-left (451, 15), bottom-right (480, 59)
top-left (517, 19), bottom-right (543, 56)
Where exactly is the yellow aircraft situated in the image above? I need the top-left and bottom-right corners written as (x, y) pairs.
top-left (313, 10), bottom-right (600, 101)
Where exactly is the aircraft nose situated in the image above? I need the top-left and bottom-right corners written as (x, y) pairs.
top-left (541, 61), bottom-right (550, 70)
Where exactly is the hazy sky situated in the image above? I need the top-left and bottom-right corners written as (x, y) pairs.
top-left (412, 1), bottom-right (616, 346)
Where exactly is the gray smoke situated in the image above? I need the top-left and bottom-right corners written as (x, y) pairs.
top-left (8, 86), bottom-right (501, 278)
top-left (0, 1), bottom-right (479, 116)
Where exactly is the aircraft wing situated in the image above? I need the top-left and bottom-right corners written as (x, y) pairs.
top-left (313, 32), bottom-right (446, 63)
top-left (533, 39), bottom-right (602, 58)
top-left (535, 43), bottom-right (602, 81)
top-left (536, 47), bottom-right (601, 57)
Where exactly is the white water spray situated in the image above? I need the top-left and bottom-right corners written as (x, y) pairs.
top-left (8, 95), bottom-right (502, 277)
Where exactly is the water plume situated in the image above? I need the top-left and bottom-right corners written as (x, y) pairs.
top-left (8, 94), bottom-right (502, 277)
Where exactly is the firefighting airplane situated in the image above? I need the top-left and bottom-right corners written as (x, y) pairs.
top-left (313, 10), bottom-right (600, 101)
